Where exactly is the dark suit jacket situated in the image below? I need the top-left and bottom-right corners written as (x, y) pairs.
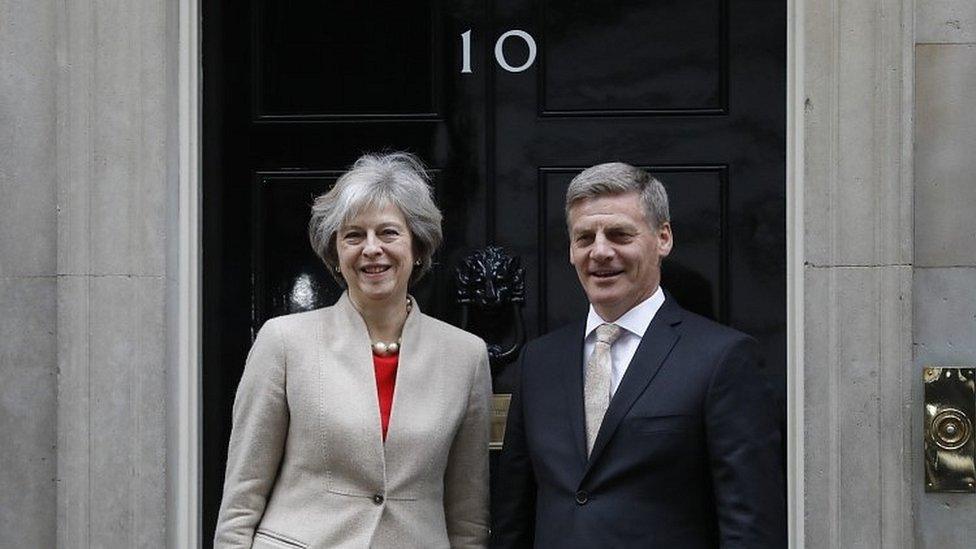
top-left (491, 295), bottom-right (786, 548)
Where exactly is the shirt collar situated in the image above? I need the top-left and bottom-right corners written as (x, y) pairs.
top-left (585, 286), bottom-right (666, 339)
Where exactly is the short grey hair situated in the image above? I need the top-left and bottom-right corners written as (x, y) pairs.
top-left (565, 162), bottom-right (671, 228)
top-left (309, 152), bottom-right (443, 285)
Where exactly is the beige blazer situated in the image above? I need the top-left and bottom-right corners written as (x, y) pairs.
top-left (214, 292), bottom-right (491, 549)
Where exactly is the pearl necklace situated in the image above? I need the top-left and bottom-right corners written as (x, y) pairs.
top-left (371, 297), bottom-right (412, 356)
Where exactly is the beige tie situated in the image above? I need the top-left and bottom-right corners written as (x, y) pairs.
top-left (585, 323), bottom-right (622, 456)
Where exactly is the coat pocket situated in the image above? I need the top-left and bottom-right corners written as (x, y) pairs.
top-left (253, 529), bottom-right (309, 549)
top-left (627, 414), bottom-right (697, 435)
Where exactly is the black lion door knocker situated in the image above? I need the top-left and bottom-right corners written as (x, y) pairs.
top-left (455, 246), bottom-right (526, 373)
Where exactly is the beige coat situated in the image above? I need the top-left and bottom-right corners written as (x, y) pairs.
top-left (214, 293), bottom-right (491, 549)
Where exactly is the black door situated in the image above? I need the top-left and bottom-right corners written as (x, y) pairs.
top-left (203, 0), bottom-right (785, 544)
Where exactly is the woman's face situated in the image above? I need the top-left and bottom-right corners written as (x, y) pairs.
top-left (336, 202), bottom-right (415, 307)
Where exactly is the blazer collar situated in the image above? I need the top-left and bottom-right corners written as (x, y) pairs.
top-left (381, 293), bottom-right (422, 455)
top-left (581, 295), bottom-right (684, 477)
top-left (558, 320), bottom-right (589, 470)
top-left (329, 292), bottom-right (424, 474)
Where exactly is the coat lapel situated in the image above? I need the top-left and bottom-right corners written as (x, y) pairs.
top-left (556, 321), bottom-right (589, 467)
top-left (583, 297), bottom-right (683, 475)
top-left (329, 293), bottom-right (387, 479)
top-left (379, 295), bottom-right (422, 461)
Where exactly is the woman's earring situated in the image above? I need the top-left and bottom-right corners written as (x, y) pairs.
top-left (415, 259), bottom-right (422, 266)
top-left (334, 265), bottom-right (341, 274)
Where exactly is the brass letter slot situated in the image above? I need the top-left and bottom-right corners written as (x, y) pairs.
top-left (924, 367), bottom-right (976, 492)
top-left (490, 394), bottom-right (512, 451)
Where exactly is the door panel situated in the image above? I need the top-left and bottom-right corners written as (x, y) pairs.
top-left (203, 0), bottom-right (784, 544)
top-left (540, 0), bottom-right (725, 114)
top-left (254, 1), bottom-right (442, 119)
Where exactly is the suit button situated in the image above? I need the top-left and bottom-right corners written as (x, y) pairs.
top-left (373, 494), bottom-right (384, 505)
top-left (575, 491), bottom-right (589, 505)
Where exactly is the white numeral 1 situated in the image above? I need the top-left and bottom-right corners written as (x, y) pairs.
top-left (460, 29), bottom-right (473, 74)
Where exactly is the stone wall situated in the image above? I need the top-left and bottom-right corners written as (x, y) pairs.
top-left (1, 1), bottom-right (174, 545)
top-left (914, 2), bottom-right (976, 547)
top-left (0, 1), bottom-right (58, 546)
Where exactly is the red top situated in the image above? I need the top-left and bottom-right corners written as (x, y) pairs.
top-left (372, 353), bottom-right (399, 441)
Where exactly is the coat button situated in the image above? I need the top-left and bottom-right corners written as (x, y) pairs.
top-left (575, 490), bottom-right (589, 505)
top-left (373, 494), bottom-right (384, 505)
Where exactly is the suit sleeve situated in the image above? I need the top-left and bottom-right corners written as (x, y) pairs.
top-left (214, 319), bottom-right (290, 548)
top-left (490, 347), bottom-right (536, 549)
top-left (444, 345), bottom-right (492, 548)
top-left (705, 336), bottom-right (787, 548)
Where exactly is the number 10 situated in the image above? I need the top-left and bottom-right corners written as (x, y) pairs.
top-left (461, 29), bottom-right (538, 74)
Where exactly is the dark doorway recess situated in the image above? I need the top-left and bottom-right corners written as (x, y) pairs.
top-left (202, 0), bottom-right (786, 544)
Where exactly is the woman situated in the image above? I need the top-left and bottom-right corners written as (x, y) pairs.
top-left (214, 152), bottom-right (491, 548)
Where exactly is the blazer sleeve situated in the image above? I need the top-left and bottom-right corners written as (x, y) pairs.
top-left (443, 345), bottom-right (492, 548)
top-left (214, 319), bottom-right (290, 548)
top-left (490, 348), bottom-right (536, 549)
top-left (704, 336), bottom-right (787, 548)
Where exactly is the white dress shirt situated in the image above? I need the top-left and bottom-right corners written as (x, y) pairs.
top-left (583, 287), bottom-right (666, 397)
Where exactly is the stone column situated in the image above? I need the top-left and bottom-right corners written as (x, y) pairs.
top-left (55, 1), bottom-right (172, 546)
top-left (800, 0), bottom-right (915, 545)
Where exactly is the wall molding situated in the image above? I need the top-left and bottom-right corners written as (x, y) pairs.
top-left (786, 0), bottom-right (805, 544)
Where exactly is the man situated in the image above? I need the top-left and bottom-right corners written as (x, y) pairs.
top-left (491, 163), bottom-right (785, 548)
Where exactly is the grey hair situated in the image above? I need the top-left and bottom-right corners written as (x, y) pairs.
top-left (565, 162), bottom-right (671, 229)
top-left (308, 152), bottom-right (443, 285)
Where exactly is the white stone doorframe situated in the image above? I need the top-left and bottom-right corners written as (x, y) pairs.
top-left (171, 0), bottom-right (916, 546)
top-left (172, 0), bottom-right (201, 546)
top-left (785, 0), bottom-right (804, 544)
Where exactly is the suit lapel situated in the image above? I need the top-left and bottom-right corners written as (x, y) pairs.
top-left (556, 321), bottom-right (589, 467)
top-left (329, 293), bottom-right (387, 480)
top-left (583, 298), bottom-right (683, 475)
top-left (380, 295), bottom-right (422, 467)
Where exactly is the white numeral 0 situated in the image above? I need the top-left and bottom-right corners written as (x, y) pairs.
top-left (460, 29), bottom-right (538, 74)
top-left (494, 30), bottom-right (537, 73)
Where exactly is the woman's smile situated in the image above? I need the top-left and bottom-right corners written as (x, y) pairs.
top-left (360, 263), bottom-right (393, 276)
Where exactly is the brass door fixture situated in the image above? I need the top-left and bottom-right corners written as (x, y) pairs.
top-left (924, 367), bottom-right (976, 492)
top-left (456, 246), bottom-right (526, 451)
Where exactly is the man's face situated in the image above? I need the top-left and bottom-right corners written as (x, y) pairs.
top-left (568, 191), bottom-right (672, 321)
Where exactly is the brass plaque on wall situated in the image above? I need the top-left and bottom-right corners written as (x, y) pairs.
top-left (490, 394), bottom-right (512, 451)
top-left (924, 367), bottom-right (976, 493)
